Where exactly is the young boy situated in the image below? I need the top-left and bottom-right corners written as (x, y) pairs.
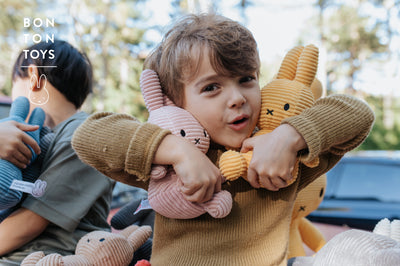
top-left (0, 40), bottom-right (114, 265)
top-left (72, 13), bottom-right (374, 265)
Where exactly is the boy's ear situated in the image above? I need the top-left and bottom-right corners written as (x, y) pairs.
top-left (28, 64), bottom-right (40, 90)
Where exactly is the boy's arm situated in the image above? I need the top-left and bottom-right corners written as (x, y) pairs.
top-left (283, 94), bottom-right (375, 164)
top-left (0, 121), bottom-right (41, 168)
top-left (72, 112), bottom-right (170, 187)
top-left (243, 94), bottom-right (374, 190)
top-left (0, 208), bottom-right (49, 255)
top-left (283, 94), bottom-right (375, 189)
top-left (72, 112), bottom-right (221, 202)
top-left (155, 134), bottom-right (222, 203)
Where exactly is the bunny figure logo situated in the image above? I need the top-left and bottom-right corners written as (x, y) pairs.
top-left (32, 180), bottom-right (47, 198)
top-left (29, 73), bottom-right (49, 105)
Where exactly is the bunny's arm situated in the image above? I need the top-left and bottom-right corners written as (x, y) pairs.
top-left (299, 217), bottom-right (326, 253)
top-left (72, 112), bottom-right (170, 188)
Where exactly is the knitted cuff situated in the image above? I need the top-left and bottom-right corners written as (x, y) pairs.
top-left (283, 94), bottom-right (374, 163)
top-left (125, 123), bottom-right (170, 182)
top-left (282, 115), bottom-right (321, 164)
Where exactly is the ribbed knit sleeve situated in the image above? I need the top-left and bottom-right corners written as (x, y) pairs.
top-left (71, 112), bottom-right (170, 186)
top-left (282, 94), bottom-right (375, 164)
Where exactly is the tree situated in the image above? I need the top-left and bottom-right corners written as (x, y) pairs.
top-left (0, 0), bottom-right (39, 96)
top-left (304, 0), bottom-right (399, 150)
top-left (323, 3), bottom-right (387, 96)
top-left (0, 0), bottom-right (152, 121)
top-left (66, 0), bottom-right (151, 120)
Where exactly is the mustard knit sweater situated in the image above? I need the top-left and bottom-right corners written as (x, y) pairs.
top-left (72, 94), bottom-right (374, 266)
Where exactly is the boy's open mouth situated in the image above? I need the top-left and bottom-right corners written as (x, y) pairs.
top-left (229, 115), bottom-right (250, 131)
top-left (232, 117), bottom-right (248, 124)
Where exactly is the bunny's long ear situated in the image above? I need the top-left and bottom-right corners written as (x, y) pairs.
top-left (294, 44), bottom-right (319, 87)
top-left (276, 46), bottom-right (304, 80)
top-left (140, 69), bottom-right (164, 112)
top-left (9, 96), bottom-right (30, 120)
top-left (163, 95), bottom-right (176, 107)
top-left (38, 74), bottom-right (47, 89)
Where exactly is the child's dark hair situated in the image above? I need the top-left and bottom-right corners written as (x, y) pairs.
top-left (12, 40), bottom-right (93, 109)
top-left (144, 13), bottom-right (260, 107)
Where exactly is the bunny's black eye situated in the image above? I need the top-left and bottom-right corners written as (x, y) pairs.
top-left (180, 129), bottom-right (186, 137)
top-left (284, 103), bottom-right (290, 111)
top-left (99, 238), bottom-right (105, 242)
top-left (203, 130), bottom-right (207, 138)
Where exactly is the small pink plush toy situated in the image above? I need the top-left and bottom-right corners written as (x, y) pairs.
top-left (140, 69), bottom-right (232, 219)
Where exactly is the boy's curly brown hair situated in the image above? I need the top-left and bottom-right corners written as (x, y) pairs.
top-left (144, 13), bottom-right (260, 107)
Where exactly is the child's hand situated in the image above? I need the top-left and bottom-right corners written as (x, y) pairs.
top-left (241, 124), bottom-right (306, 191)
top-left (154, 134), bottom-right (222, 203)
top-left (0, 121), bottom-right (41, 168)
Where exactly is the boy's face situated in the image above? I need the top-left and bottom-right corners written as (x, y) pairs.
top-left (183, 54), bottom-right (261, 149)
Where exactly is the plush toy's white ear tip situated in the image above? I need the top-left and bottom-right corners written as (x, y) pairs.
top-left (390, 220), bottom-right (400, 242)
top-left (374, 218), bottom-right (392, 237)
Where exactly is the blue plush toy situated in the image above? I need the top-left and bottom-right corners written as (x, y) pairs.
top-left (0, 96), bottom-right (45, 210)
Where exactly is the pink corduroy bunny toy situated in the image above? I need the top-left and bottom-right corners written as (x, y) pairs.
top-left (21, 225), bottom-right (152, 266)
top-left (140, 69), bottom-right (232, 219)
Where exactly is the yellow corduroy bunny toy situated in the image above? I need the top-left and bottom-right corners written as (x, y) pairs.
top-left (219, 44), bottom-right (320, 186)
top-left (288, 174), bottom-right (327, 259)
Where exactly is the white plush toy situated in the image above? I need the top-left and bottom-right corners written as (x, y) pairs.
top-left (289, 218), bottom-right (400, 266)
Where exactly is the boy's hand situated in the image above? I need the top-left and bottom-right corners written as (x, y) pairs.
top-left (241, 124), bottom-right (306, 191)
top-left (154, 134), bottom-right (222, 203)
top-left (0, 121), bottom-right (41, 168)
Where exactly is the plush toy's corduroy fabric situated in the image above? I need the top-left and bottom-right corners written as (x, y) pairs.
top-left (21, 225), bottom-right (152, 266)
top-left (219, 45), bottom-right (320, 185)
top-left (0, 96), bottom-right (45, 210)
top-left (22, 126), bottom-right (54, 183)
top-left (0, 126), bottom-right (54, 222)
top-left (140, 69), bottom-right (232, 219)
top-left (288, 174), bottom-right (327, 258)
top-left (111, 197), bottom-right (154, 230)
top-left (290, 219), bottom-right (400, 266)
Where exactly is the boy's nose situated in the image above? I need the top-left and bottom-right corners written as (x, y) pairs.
top-left (228, 87), bottom-right (246, 108)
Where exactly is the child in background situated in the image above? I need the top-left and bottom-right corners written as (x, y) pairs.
top-left (0, 40), bottom-right (114, 265)
top-left (72, 13), bottom-right (374, 265)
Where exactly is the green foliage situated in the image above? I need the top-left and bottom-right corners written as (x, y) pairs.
top-left (0, 0), bottom-right (39, 96)
top-left (66, 0), bottom-right (151, 121)
top-left (360, 95), bottom-right (400, 150)
top-left (323, 3), bottom-right (388, 94)
top-left (0, 0), bottom-right (152, 121)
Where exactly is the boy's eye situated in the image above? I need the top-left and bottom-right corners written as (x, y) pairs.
top-left (239, 76), bottom-right (255, 83)
top-left (202, 84), bottom-right (219, 92)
